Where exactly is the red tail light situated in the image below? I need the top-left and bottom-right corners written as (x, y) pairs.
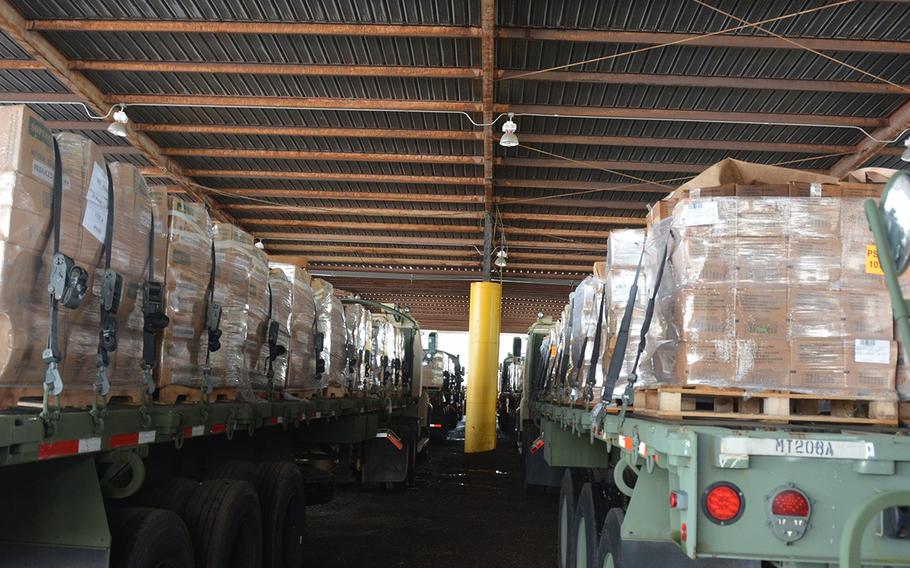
top-left (771, 489), bottom-right (810, 518)
top-left (703, 482), bottom-right (744, 525)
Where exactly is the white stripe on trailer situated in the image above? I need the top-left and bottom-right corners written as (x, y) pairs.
top-left (720, 437), bottom-right (875, 460)
top-left (138, 430), bottom-right (156, 444)
top-left (78, 437), bottom-right (102, 453)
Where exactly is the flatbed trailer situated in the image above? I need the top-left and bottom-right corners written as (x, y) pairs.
top-left (0, 393), bottom-right (421, 566)
top-left (535, 400), bottom-right (910, 567)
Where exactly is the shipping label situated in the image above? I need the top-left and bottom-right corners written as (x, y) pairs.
top-left (854, 339), bottom-right (890, 364)
top-left (865, 245), bottom-right (884, 275)
top-left (82, 162), bottom-right (110, 243)
top-left (682, 200), bottom-right (719, 226)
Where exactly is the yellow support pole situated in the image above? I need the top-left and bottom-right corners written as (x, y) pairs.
top-left (465, 281), bottom-right (502, 453)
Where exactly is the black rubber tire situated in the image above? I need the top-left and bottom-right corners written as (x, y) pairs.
top-left (110, 507), bottom-right (194, 568)
top-left (595, 508), bottom-right (625, 568)
top-left (558, 469), bottom-right (578, 568)
top-left (203, 459), bottom-right (258, 483)
top-left (300, 466), bottom-right (335, 506)
top-left (574, 483), bottom-right (609, 568)
top-left (182, 479), bottom-right (263, 568)
top-left (255, 462), bottom-right (306, 568)
top-left (131, 477), bottom-right (200, 516)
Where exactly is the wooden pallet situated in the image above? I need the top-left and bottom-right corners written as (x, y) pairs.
top-left (635, 385), bottom-right (899, 426)
top-left (317, 385), bottom-right (348, 399)
top-left (0, 386), bottom-right (144, 410)
top-left (900, 401), bottom-right (910, 426)
top-left (156, 385), bottom-right (239, 405)
top-left (283, 388), bottom-right (317, 400)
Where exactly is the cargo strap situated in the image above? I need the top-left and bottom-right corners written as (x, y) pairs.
top-left (619, 237), bottom-right (670, 424)
top-left (201, 240), bottom-right (222, 401)
top-left (141, 209), bottom-right (169, 397)
top-left (94, 164), bottom-right (121, 401)
top-left (554, 293), bottom-right (575, 396)
top-left (265, 282), bottom-right (287, 399)
top-left (602, 244), bottom-right (646, 403)
top-left (583, 286), bottom-right (607, 401)
top-left (41, 139), bottom-right (89, 429)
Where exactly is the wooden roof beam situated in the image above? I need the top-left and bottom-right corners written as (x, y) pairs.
top-left (174, 169), bottom-right (483, 186)
top-left (496, 179), bottom-right (672, 194)
top-left (265, 244), bottom-right (602, 262)
top-left (137, 122), bottom-right (481, 140)
top-left (108, 94), bottom-right (482, 113)
top-left (497, 158), bottom-right (707, 173)
top-left (161, 147), bottom-right (482, 165)
top-left (254, 232), bottom-right (606, 251)
top-left (480, 0), bottom-right (496, 217)
top-left (829, 98), bottom-right (910, 177)
top-left (0, 6), bottom-right (234, 222)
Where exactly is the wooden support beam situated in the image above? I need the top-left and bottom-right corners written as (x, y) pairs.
top-left (496, 196), bottom-right (648, 210)
top-left (0, 5), bottom-right (234, 222)
top-left (498, 104), bottom-right (886, 128)
top-left (495, 28), bottom-right (910, 54)
top-left (28, 19), bottom-right (483, 38)
top-left (243, 219), bottom-right (479, 234)
top-left (227, 204), bottom-right (483, 220)
top-left (480, 0), bottom-right (496, 217)
top-left (72, 60), bottom-right (481, 79)
top-left (496, 179), bottom-right (673, 194)
top-left (138, 122), bottom-right (481, 140)
top-left (499, 212), bottom-right (644, 226)
top-left (0, 58), bottom-right (42, 70)
top-left (265, 243), bottom-right (602, 263)
top-left (255, 232), bottom-right (605, 251)
top-left (497, 157), bottom-right (707, 173)
top-left (829, 99), bottom-right (910, 177)
top-left (162, 186), bottom-right (485, 204)
top-left (108, 94), bottom-right (482, 113)
top-left (496, 70), bottom-right (910, 95)
top-left (180, 169), bottom-right (483, 186)
top-left (161, 147), bottom-right (482, 165)
top-left (306, 264), bottom-right (589, 275)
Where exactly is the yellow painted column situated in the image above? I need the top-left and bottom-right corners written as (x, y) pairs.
top-left (465, 281), bottom-right (502, 453)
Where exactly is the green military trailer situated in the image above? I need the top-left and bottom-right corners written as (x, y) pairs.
top-left (522, 180), bottom-right (910, 568)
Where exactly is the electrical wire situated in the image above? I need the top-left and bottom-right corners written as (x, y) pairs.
top-left (0, 100), bottom-right (121, 120)
top-left (496, 0), bottom-right (856, 82)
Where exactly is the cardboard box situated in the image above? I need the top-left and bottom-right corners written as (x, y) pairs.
top-left (788, 197), bottom-right (841, 238)
top-left (675, 339), bottom-right (737, 386)
top-left (788, 181), bottom-right (843, 198)
top-left (737, 197), bottom-right (789, 237)
top-left (897, 334), bottom-right (909, 401)
top-left (788, 237), bottom-right (842, 285)
top-left (672, 197), bottom-right (737, 238)
top-left (735, 184), bottom-right (790, 197)
top-left (607, 229), bottom-right (645, 269)
top-left (735, 287), bottom-right (787, 338)
top-left (845, 339), bottom-right (897, 394)
top-left (735, 236), bottom-right (788, 284)
top-left (646, 199), bottom-right (676, 226)
top-left (675, 286), bottom-right (735, 340)
top-left (0, 105), bottom-right (55, 186)
top-left (838, 183), bottom-right (883, 198)
top-left (736, 339), bottom-right (789, 389)
top-left (669, 236), bottom-right (735, 286)
top-left (788, 287), bottom-right (845, 338)
top-left (593, 261), bottom-right (606, 280)
top-left (842, 289), bottom-right (893, 340)
top-left (790, 340), bottom-right (847, 391)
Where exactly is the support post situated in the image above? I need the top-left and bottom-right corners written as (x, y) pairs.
top-left (465, 281), bottom-right (502, 453)
top-left (482, 212), bottom-right (493, 281)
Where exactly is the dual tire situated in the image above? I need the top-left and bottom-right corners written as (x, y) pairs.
top-left (561, 475), bottom-right (624, 568)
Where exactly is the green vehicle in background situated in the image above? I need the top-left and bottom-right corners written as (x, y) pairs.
top-left (522, 176), bottom-right (910, 568)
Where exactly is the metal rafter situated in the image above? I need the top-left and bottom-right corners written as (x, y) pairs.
top-left (829, 98), bottom-right (910, 177)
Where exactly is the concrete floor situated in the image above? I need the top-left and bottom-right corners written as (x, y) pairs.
top-left (305, 425), bottom-right (557, 568)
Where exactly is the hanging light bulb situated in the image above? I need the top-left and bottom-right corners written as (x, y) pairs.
top-left (499, 112), bottom-right (518, 147)
top-left (494, 249), bottom-right (508, 268)
top-left (902, 137), bottom-right (910, 162)
top-left (254, 238), bottom-right (265, 250)
top-left (107, 105), bottom-right (129, 137)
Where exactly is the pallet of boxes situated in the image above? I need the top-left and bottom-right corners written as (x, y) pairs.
top-left (634, 158), bottom-right (901, 426)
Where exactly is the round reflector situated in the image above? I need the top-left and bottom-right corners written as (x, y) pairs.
top-left (771, 489), bottom-right (810, 517)
top-left (703, 482), bottom-right (744, 525)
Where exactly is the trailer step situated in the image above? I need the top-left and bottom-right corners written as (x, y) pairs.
top-left (156, 385), bottom-right (240, 405)
top-left (635, 385), bottom-right (899, 426)
top-left (0, 386), bottom-right (144, 410)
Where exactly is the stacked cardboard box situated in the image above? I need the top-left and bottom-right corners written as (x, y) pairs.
top-left (157, 201), bottom-right (212, 389)
top-left (602, 229), bottom-right (646, 398)
top-left (273, 265), bottom-right (318, 394)
top-left (251, 268), bottom-right (292, 390)
top-left (642, 180), bottom-right (897, 399)
top-left (312, 278), bottom-right (348, 392)
top-left (344, 303), bottom-right (373, 392)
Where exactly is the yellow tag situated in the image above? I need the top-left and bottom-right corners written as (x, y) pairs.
top-left (550, 344), bottom-right (558, 357)
top-left (866, 245), bottom-right (884, 275)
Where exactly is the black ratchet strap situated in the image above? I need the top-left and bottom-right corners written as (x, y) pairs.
top-left (202, 240), bottom-right (222, 395)
top-left (95, 164), bottom-right (122, 398)
top-left (602, 245), bottom-right (646, 402)
top-left (141, 208), bottom-right (169, 394)
top-left (583, 286), bottom-right (607, 400)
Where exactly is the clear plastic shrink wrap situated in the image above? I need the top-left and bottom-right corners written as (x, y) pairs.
top-left (245, 245), bottom-right (270, 389)
top-left (372, 317), bottom-right (398, 389)
top-left (344, 303), bottom-right (372, 392)
top-left (0, 110), bottom-right (109, 394)
top-left (252, 269), bottom-right (292, 390)
top-left (312, 278), bottom-right (347, 391)
top-left (209, 223), bottom-right (266, 391)
top-left (275, 265), bottom-right (318, 393)
top-left (566, 275), bottom-right (604, 398)
top-left (157, 201), bottom-right (212, 388)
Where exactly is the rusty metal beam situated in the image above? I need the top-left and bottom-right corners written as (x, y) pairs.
top-left (162, 186), bottom-right (484, 204)
top-left (28, 19), bottom-right (483, 38)
top-left (227, 204), bottom-right (483, 220)
top-left (480, 0), bottom-right (496, 217)
top-left (497, 157), bottom-right (707, 173)
top-left (0, 59), bottom-right (42, 69)
top-left (829, 98), bottom-right (910, 177)
top-left (255, 232), bottom-right (606, 251)
top-left (265, 243), bottom-right (602, 263)
top-left (137, 122), bottom-right (481, 140)
top-left (498, 104), bottom-right (886, 128)
top-left (0, 5), bottom-right (234, 222)
top-left (496, 196), bottom-right (648, 210)
top-left (243, 219), bottom-right (479, 234)
top-left (162, 146), bottom-right (482, 165)
top-left (177, 169), bottom-right (484, 186)
top-left (495, 28), bottom-right (910, 54)
top-left (306, 263), bottom-right (589, 274)
top-left (499, 212), bottom-right (644, 226)
top-left (46, 120), bottom-right (111, 131)
top-left (72, 60), bottom-right (481, 79)
top-left (496, 70), bottom-right (910, 95)
top-left (108, 93), bottom-right (482, 113)
top-left (496, 179), bottom-right (672, 194)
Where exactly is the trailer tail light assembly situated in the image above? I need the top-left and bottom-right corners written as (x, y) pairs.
top-left (702, 482), bottom-right (744, 525)
top-left (670, 490), bottom-right (687, 510)
top-left (766, 486), bottom-right (811, 543)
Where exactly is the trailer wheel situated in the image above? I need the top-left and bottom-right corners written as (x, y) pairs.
top-left (110, 507), bottom-right (194, 568)
top-left (183, 479), bottom-right (263, 568)
top-left (131, 477), bottom-right (200, 515)
top-left (574, 483), bottom-right (608, 567)
top-left (256, 462), bottom-right (306, 568)
top-left (595, 508), bottom-right (624, 568)
top-left (558, 469), bottom-right (582, 568)
top-left (203, 459), bottom-right (257, 483)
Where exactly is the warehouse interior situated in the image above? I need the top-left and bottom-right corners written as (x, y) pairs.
top-left (0, 1), bottom-right (909, 568)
